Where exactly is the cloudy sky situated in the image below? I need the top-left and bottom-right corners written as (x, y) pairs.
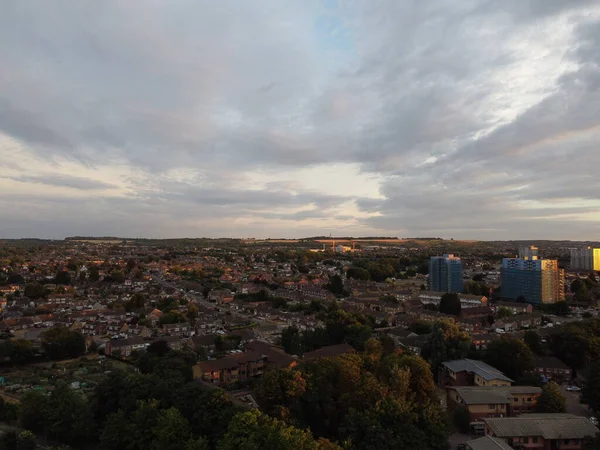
top-left (1, 1), bottom-right (600, 240)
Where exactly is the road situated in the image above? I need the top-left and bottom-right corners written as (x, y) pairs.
top-left (560, 385), bottom-right (591, 418)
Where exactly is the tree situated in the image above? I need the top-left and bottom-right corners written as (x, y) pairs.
top-left (185, 437), bottom-right (210, 450)
top-left (44, 384), bottom-right (94, 446)
top-left (19, 391), bottom-right (49, 433)
top-left (0, 429), bottom-right (18, 450)
top-left (325, 275), bottom-right (346, 297)
top-left (497, 307), bottom-right (513, 319)
top-left (17, 430), bottom-right (36, 450)
top-left (0, 339), bottom-right (35, 365)
top-left (23, 282), bottom-right (47, 299)
top-left (110, 270), bottom-right (126, 284)
top-left (100, 409), bottom-right (130, 449)
top-left (582, 361), bottom-right (600, 413)
top-left (549, 328), bottom-right (600, 370)
top-left (218, 410), bottom-right (337, 450)
top-left (89, 267), bottom-right (100, 282)
top-left (7, 273), bottom-right (24, 284)
top-left (439, 293), bottom-right (461, 316)
top-left (152, 408), bottom-right (192, 450)
top-left (41, 328), bottom-right (86, 360)
top-left (422, 320), bottom-right (471, 375)
top-left (346, 267), bottom-right (370, 281)
top-left (0, 397), bottom-right (19, 423)
top-left (453, 406), bottom-right (471, 434)
top-left (54, 271), bottom-right (72, 285)
top-left (524, 330), bottom-right (544, 355)
top-left (281, 326), bottom-right (302, 355)
top-left (484, 337), bottom-right (534, 381)
top-left (255, 368), bottom-right (306, 419)
top-left (536, 382), bottom-right (566, 413)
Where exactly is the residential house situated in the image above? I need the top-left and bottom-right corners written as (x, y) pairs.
top-left (484, 414), bottom-right (599, 450)
top-left (532, 356), bottom-right (572, 384)
top-left (47, 294), bottom-right (75, 305)
top-left (471, 333), bottom-right (500, 350)
top-left (460, 306), bottom-right (494, 320)
top-left (3, 317), bottom-right (35, 331)
top-left (419, 292), bottom-right (488, 309)
top-left (244, 340), bottom-right (297, 369)
top-left (447, 386), bottom-right (541, 421)
top-left (303, 343), bottom-right (355, 360)
top-left (439, 359), bottom-right (513, 388)
top-left (147, 308), bottom-right (164, 326)
top-left (495, 313), bottom-right (542, 332)
top-left (105, 337), bottom-right (149, 357)
top-left (162, 322), bottom-right (191, 337)
top-left (155, 336), bottom-right (184, 351)
top-left (493, 300), bottom-right (533, 315)
top-left (193, 350), bottom-right (265, 385)
top-left (397, 334), bottom-right (430, 355)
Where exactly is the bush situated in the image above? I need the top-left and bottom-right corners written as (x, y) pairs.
top-left (453, 406), bottom-right (471, 433)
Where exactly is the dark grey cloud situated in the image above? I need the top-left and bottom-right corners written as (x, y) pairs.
top-left (1, 1), bottom-right (599, 238)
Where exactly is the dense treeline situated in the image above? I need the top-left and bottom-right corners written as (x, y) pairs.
top-left (281, 304), bottom-right (375, 355)
top-left (256, 339), bottom-right (450, 450)
top-left (346, 257), bottom-right (429, 282)
top-left (0, 328), bottom-right (86, 366)
top-left (1, 342), bottom-right (338, 450)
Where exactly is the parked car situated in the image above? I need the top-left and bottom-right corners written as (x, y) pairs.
top-left (590, 417), bottom-right (598, 426)
top-left (567, 386), bottom-right (581, 392)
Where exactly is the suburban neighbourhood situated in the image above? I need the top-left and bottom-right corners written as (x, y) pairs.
top-left (1, 237), bottom-right (600, 449)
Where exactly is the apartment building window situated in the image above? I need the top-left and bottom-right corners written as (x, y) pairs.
top-left (563, 440), bottom-right (570, 445)
top-left (532, 437), bottom-right (538, 443)
top-left (488, 405), bottom-right (495, 410)
top-left (522, 438), bottom-right (529, 444)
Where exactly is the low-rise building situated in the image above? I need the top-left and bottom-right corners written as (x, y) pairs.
top-left (105, 337), bottom-right (149, 357)
top-left (532, 356), bottom-right (572, 384)
top-left (447, 386), bottom-right (541, 421)
top-left (466, 436), bottom-right (514, 450)
top-left (419, 292), bottom-right (488, 309)
top-left (440, 359), bottom-right (513, 387)
top-left (484, 414), bottom-right (599, 450)
top-left (193, 350), bottom-right (265, 385)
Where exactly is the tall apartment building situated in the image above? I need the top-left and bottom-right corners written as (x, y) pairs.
top-left (570, 247), bottom-right (600, 271)
top-left (519, 245), bottom-right (539, 260)
top-left (429, 254), bottom-right (463, 293)
top-left (501, 252), bottom-right (565, 305)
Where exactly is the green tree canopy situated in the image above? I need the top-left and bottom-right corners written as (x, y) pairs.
top-left (218, 410), bottom-right (339, 450)
top-left (54, 271), bottom-right (72, 285)
top-left (439, 293), bottom-right (461, 316)
top-left (41, 327), bottom-right (86, 360)
top-left (536, 382), bottom-right (566, 413)
top-left (483, 337), bottom-right (534, 381)
top-left (582, 361), bottom-right (600, 413)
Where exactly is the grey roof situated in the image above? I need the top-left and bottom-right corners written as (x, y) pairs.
top-left (442, 359), bottom-right (514, 382)
top-left (467, 436), bottom-right (514, 450)
top-left (451, 386), bottom-right (541, 405)
top-left (485, 414), bottom-right (599, 440)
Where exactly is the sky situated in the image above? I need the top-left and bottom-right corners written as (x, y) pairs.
top-left (1, 0), bottom-right (600, 240)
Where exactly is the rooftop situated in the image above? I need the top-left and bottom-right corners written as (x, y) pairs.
top-left (467, 436), bottom-right (514, 450)
top-left (442, 359), bottom-right (513, 382)
top-left (450, 386), bottom-right (541, 405)
top-left (485, 414), bottom-right (599, 440)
